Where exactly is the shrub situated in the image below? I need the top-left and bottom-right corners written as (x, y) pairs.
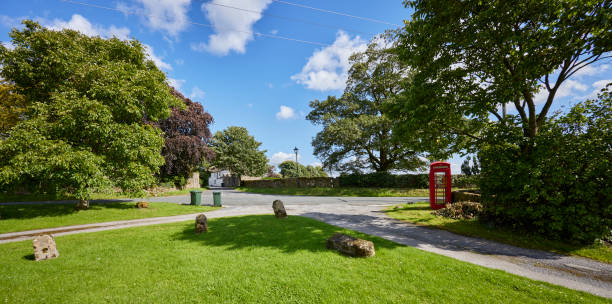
top-left (479, 88), bottom-right (611, 244)
top-left (433, 202), bottom-right (483, 220)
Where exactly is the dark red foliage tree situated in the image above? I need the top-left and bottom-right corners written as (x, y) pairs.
top-left (158, 87), bottom-right (214, 179)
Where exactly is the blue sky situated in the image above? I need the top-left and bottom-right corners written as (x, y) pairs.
top-left (1, 0), bottom-right (610, 175)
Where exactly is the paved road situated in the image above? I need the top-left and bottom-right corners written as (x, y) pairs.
top-left (1, 189), bottom-right (611, 299)
top-left (140, 188), bottom-right (424, 206)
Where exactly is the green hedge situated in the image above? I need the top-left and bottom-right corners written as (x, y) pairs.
top-left (479, 95), bottom-right (611, 244)
top-left (242, 172), bottom-right (479, 189)
top-left (452, 175), bottom-right (479, 188)
top-left (338, 172), bottom-right (429, 188)
top-left (241, 177), bottom-right (338, 188)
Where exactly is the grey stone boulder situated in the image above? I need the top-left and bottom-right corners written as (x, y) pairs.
top-left (272, 200), bottom-right (287, 218)
top-left (326, 233), bottom-right (375, 257)
top-left (33, 234), bottom-right (59, 261)
top-left (195, 214), bottom-right (208, 234)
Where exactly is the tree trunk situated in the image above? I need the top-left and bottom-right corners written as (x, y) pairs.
top-left (75, 199), bottom-right (89, 210)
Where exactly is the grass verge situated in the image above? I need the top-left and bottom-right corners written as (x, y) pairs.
top-left (385, 202), bottom-right (612, 264)
top-left (0, 215), bottom-right (608, 303)
top-left (236, 187), bottom-right (432, 197)
top-left (0, 202), bottom-right (218, 234)
top-left (0, 188), bottom-right (209, 203)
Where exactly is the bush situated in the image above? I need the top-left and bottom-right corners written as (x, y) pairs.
top-left (433, 202), bottom-right (483, 220)
top-left (479, 89), bottom-right (611, 244)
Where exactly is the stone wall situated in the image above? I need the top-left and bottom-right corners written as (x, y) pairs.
top-left (451, 190), bottom-right (481, 202)
top-left (241, 177), bottom-right (339, 188)
top-left (184, 171), bottom-right (200, 189)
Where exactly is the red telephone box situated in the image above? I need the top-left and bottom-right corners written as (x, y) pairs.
top-left (429, 161), bottom-right (451, 210)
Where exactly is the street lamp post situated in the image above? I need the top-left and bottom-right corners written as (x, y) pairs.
top-left (293, 147), bottom-right (299, 177)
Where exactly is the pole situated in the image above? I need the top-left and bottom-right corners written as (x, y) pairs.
top-left (294, 147), bottom-right (299, 178)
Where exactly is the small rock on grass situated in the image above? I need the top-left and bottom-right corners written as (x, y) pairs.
top-left (33, 234), bottom-right (59, 261)
top-left (195, 214), bottom-right (208, 234)
top-left (272, 200), bottom-right (287, 218)
top-left (326, 233), bottom-right (375, 257)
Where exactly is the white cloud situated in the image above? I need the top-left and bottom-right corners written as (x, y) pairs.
top-left (587, 79), bottom-right (611, 99)
top-left (309, 162), bottom-right (323, 168)
top-left (450, 162), bottom-right (461, 175)
top-left (291, 31), bottom-right (367, 91)
top-left (167, 78), bottom-right (186, 90)
top-left (1, 41), bottom-right (15, 50)
top-left (267, 83), bottom-right (274, 88)
top-left (573, 64), bottom-right (609, 78)
top-left (194, 0), bottom-right (272, 55)
top-left (190, 86), bottom-right (205, 99)
top-left (143, 44), bottom-right (172, 70)
top-left (534, 79), bottom-right (588, 104)
top-left (130, 0), bottom-right (191, 37)
top-left (276, 105), bottom-right (296, 119)
top-left (175, 58), bottom-right (184, 65)
top-left (47, 14), bottom-right (131, 40)
top-left (0, 15), bottom-right (27, 29)
top-left (247, 103), bottom-right (253, 108)
top-left (270, 29), bottom-right (278, 35)
top-left (270, 152), bottom-right (300, 166)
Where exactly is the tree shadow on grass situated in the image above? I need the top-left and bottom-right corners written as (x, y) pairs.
top-left (172, 214), bottom-right (402, 254)
top-left (22, 254), bottom-right (35, 261)
top-left (0, 201), bottom-right (136, 220)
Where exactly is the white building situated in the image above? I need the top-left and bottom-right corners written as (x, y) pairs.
top-left (208, 170), bottom-right (240, 187)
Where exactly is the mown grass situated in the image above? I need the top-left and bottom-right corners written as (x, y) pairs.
top-left (236, 187), bottom-right (432, 197)
top-left (386, 202), bottom-right (612, 264)
top-left (0, 188), bottom-right (209, 203)
top-left (0, 215), bottom-right (608, 303)
top-left (0, 202), bottom-right (218, 234)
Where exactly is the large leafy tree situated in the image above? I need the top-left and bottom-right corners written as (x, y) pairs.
top-left (307, 35), bottom-right (425, 173)
top-left (0, 81), bottom-right (27, 136)
top-left (0, 21), bottom-right (181, 205)
top-left (391, 0), bottom-right (611, 242)
top-left (278, 161), bottom-right (328, 178)
top-left (209, 126), bottom-right (268, 179)
top-left (391, 0), bottom-right (611, 156)
top-left (157, 87), bottom-right (214, 182)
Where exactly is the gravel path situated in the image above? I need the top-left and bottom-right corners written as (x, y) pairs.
top-left (1, 189), bottom-right (611, 299)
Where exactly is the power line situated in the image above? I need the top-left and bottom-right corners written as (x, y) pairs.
top-left (271, 0), bottom-right (401, 27)
top-left (59, 0), bottom-right (332, 47)
top-left (207, 1), bottom-right (376, 36)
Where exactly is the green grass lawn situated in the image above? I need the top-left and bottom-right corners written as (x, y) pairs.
top-left (0, 215), bottom-right (608, 303)
top-left (385, 202), bottom-right (612, 264)
top-left (0, 202), bottom-right (218, 234)
top-left (0, 188), bottom-right (209, 203)
top-left (236, 187), bottom-right (433, 197)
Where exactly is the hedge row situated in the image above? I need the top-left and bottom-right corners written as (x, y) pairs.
top-left (242, 173), bottom-right (479, 189)
top-left (337, 173), bottom-right (429, 188)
